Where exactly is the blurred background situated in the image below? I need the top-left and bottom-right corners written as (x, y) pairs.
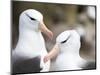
top-left (12, 1), bottom-right (96, 67)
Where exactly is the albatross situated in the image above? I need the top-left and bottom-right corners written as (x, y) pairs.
top-left (12, 9), bottom-right (53, 74)
top-left (44, 29), bottom-right (95, 71)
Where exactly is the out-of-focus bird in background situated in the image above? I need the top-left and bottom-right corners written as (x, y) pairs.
top-left (87, 6), bottom-right (95, 20)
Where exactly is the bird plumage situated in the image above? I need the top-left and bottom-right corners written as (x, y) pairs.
top-left (12, 9), bottom-right (50, 74)
top-left (50, 30), bottom-right (86, 71)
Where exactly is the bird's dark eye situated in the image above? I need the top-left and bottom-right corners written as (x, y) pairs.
top-left (61, 35), bottom-right (71, 44)
top-left (61, 39), bottom-right (67, 43)
top-left (29, 17), bottom-right (36, 20)
top-left (26, 13), bottom-right (36, 20)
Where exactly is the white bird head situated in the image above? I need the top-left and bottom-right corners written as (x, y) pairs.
top-left (19, 9), bottom-right (53, 39)
top-left (56, 30), bottom-right (71, 45)
top-left (55, 30), bottom-right (80, 53)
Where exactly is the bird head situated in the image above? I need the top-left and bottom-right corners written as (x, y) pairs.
top-left (56, 31), bottom-right (71, 45)
top-left (19, 9), bottom-right (53, 40)
top-left (55, 30), bottom-right (80, 54)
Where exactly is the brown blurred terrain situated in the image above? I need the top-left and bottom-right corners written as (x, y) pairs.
top-left (12, 1), bottom-right (96, 63)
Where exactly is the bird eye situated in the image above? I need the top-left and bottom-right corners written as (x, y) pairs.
top-left (61, 35), bottom-right (71, 44)
top-left (30, 17), bottom-right (36, 20)
top-left (61, 39), bottom-right (67, 43)
top-left (25, 13), bottom-right (36, 21)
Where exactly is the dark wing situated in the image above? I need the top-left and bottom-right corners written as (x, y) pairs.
top-left (81, 61), bottom-right (96, 70)
top-left (12, 56), bottom-right (42, 74)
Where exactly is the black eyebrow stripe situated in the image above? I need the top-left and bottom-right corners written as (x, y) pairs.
top-left (61, 35), bottom-right (71, 43)
top-left (25, 13), bottom-right (36, 20)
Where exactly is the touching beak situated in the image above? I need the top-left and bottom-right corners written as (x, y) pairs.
top-left (39, 21), bottom-right (53, 40)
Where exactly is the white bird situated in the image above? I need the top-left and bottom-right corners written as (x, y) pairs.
top-left (87, 6), bottom-right (95, 20)
top-left (50, 30), bottom-right (88, 71)
top-left (12, 9), bottom-right (53, 74)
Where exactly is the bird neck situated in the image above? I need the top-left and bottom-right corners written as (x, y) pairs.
top-left (60, 46), bottom-right (80, 58)
top-left (15, 29), bottom-right (47, 58)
